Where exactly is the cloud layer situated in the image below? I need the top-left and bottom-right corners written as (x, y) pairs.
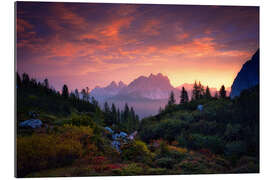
top-left (16, 2), bottom-right (259, 90)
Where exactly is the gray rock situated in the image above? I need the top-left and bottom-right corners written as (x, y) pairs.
top-left (197, 105), bottom-right (203, 112)
top-left (105, 126), bottom-right (114, 134)
top-left (19, 119), bottom-right (43, 128)
top-left (128, 131), bottom-right (137, 140)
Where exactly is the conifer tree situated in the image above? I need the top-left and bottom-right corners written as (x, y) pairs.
top-left (111, 103), bottom-right (117, 125)
top-left (62, 84), bottom-right (69, 98)
top-left (17, 72), bottom-right (21, 88)
top-left (168, 91), bottom-right (176, 106)
top-left (86, 87), bottom-right (90, 101)
top-left (180, 87), bottom-right (189, 104)
top-left (44, 78), bottom-right (49, 89)
top-left (214, 91), bottom-right (219, 99)
top-left (205, 86), bottom-right (211, 99)
top-left (192, 81), bottom-right (200, 100)
top-left (198, 81), bottom-right (205, 98)
top-left (219, 85), bottom-right (227, 98)
top-left (22, 73), bottom-right (30, 87)
top-left (81, 89), bottom-right (87, 101)
top-left (124, 103), bottom-right (130, 123)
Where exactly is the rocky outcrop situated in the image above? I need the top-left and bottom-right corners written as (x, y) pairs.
top-left (19, 119), bottom-right (43, 128)
top-left (230, 49), bottom-right (259, 98)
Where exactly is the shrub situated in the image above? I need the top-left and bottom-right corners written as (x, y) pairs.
top-left (156, 157), bottom-right (175, 169)
top-left (186, 134), bottom-right (224, 154)
top-left (121, 140), bottom-right (152, 163)
top-left (176, 135), bottom-right (188, 148)
top-left (176, 160), bottom-right (207, 173)
top-left (146, 168), bottom-right (167, 175)
top-left (120, 163), bottom-right (144, 175)
top-left (225, 141), bottom-right (247, 157)
top-left (70, 114), bottom-right (94, 127)
top-left (17, 134), bottom-right (82, 177)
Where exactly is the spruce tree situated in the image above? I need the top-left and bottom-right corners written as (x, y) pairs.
top-left (81, 89), bottom-right (87, 101)
top-left (168, 91), bottom-right (176, 106)
top-left (214, 92), bottom-right (219, 99)
top-left (44, 78), bottom-right (49, 89)
top-left (205, 86), bottom-right (211, 99)
top-left (17, 72), bottom-right (21, 88)
top-left (219, 85), bottom-right (227, 98)
top-left (62, 84), bottom-right (69, 98)
top-left (180, 87), bottom-right (189, 104)
top-left (198, 81), bottom-right (205, 98)
top-left (192, 81), bottom-right (200, 100)
top-left (111, 103), bottom-right (117, 125)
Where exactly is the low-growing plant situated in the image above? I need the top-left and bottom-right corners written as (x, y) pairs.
top-left (121, 140), bottom-right (152, 163)
top-left (17, 134), bottom-right (83, 177)
top-left (156, 157), bottom-right (175, 169)
top-left (120, 163), bottom-right (144, 175)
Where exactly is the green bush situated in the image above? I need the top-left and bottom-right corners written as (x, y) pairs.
top-left (70, 114), bottom-right (94, 127)
top-left (121, 140), bottom-right (152, 163)
top-left (225, 141), bottom-right (247, 157)
top-left (156, 157), bottom-right (175, 169)
top-left (120, 163), bottom-right (144, 175)
top-left (187, 134), bottom-right (224, 154)
top-left (17, 134), bottom-right (83, 177)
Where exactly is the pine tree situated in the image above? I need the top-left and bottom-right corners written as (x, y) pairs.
top-left (124, 103), bottom-right (130, 122)
top-left (17, 72), bottom-right (21, 88)
top-left (43, 78), bottom-right (49, 89)
top-left (180, 87), bottom-right (189, 104)
top-left (86, 87), bottom-right (90, 101)
top-left (117, 109), bottom-right (120, 124)
top-left (111, 103), bottom-right (117, 125)
top-left (62, 84), bottom-right (69, 98)
top-left (205, 86), bottom-right (211, 99)
top-left (81, 89), bottom-right (87, 101)
top-left (104, 102), bottom-right (112, 126)
top-left (219, 85), bottom-right (227, 98)
top-left (214, 92), bottom-right (219, 99)
top-left (198, 81), bottom-right (205, 98)
top-left (168, 91), bottom-right (176, 106)
top-left (192, 81), bottom-right (200, 100)
top-left (22, 73), bottom-right (30, 87)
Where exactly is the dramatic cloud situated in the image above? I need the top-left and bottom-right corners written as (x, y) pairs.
top-left (16, 2), bottom-right (259, 91)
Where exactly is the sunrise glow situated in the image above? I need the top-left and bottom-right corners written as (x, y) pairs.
top-left (16, 2), bottom-right (259, 90)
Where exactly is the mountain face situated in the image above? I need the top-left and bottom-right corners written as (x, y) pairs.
top-left (230, 49), bottom-right (259, 98)
top-left (90, 73), bottom-right (179, 118)
top-left (119, 73), bottom-right (177, 100)
top-left (90, 81), bottom-right (127, 102)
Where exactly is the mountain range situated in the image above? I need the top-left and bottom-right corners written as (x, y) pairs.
top-left (90, 73), bottom-right (226, 118)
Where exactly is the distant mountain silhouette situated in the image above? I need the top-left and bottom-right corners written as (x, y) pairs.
top-left (118, 73), bottom-right (178, 100)
top-left (90, 73), bottom-right (179, 118)
top-left (90, 81), bottom-right (127, 102)
top-left (230, 49), bottom-right (259, 98)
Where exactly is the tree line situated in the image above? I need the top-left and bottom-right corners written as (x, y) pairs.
top-left (167, 81), bottom-right (227, 108)
top-left (17, 72), bottom-right (140, 132)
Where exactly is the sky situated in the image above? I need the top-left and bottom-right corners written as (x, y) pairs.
top-left (16, 2), bottom-right (259, 91)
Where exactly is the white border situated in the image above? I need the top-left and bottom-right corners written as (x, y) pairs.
top-left (1, 0), bottom-right (270, 180)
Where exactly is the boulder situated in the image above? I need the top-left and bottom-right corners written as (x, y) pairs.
top-left (19, 119), bottom-right (43, 128)
top-left (105, 126), bottom-right (114, 134)
top-left (128, 131), bottom-right (137, 140)
top-left (197, 104), bottom-right (203, 112)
